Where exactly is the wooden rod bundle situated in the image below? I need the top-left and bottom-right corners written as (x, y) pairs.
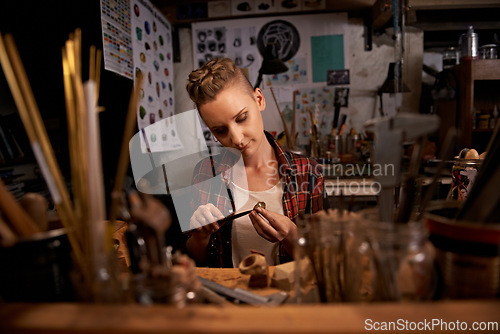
top-left (63, 29), bottom-right (115, 298)
top-left (0, 33), bottom-right (85, 267)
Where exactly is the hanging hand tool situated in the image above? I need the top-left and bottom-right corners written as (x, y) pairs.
top-left (364, 113), bottom-right (439, 222)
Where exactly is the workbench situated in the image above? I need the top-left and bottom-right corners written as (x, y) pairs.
top-left (1, 268), bottom-right (498, 333)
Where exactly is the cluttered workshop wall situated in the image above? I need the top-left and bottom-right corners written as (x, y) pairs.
top-left (175, 15), bottom-right (424, 147)
top-left (191, 12), bottom-right (349, 88)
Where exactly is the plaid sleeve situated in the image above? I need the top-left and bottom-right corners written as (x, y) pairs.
top-left (190, 157), bottom-right (215, 210)
top-left (279, 154), bottom-right (324, 264)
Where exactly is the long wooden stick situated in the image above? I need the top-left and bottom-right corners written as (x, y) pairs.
top-left (70, 31), bottom-right (91, 241)
top-left (95, 48), bottom-right (102, 105)
top-left (270, 86), bottom-right (291, 149)
top-left (89, 45), bottom-right (96, 83)
top-left (108, 73), bottom-right (144, 224)
top-left (62, 45), bottom-right (85, 241)
top-left (291, 90), bottom-right (297, 148)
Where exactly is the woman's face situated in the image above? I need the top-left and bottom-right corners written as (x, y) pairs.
top-left (199, 84), bottom-right (266, 158)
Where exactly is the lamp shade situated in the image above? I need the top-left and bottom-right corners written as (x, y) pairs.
top-left (253, 42), bottom-right (288, 89)
top-left (259, 58), bottom-right (289, 75)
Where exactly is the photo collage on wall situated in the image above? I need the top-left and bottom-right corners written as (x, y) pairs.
top-left (131, 0), bottom-right (182, 152)
top-left (193, 25), bottom-right (261, 85)
top-left (293, 87), bottom-right (336, 141)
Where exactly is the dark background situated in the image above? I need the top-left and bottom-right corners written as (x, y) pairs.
top-left (0, 0), bottom-right (134, 203)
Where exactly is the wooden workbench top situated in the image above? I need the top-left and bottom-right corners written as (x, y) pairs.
top-left (1, 268), bottom-right (498, 333)
top-left (0, 300), bottom-right (499, 333)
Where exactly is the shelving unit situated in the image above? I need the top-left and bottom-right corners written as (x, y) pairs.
top-left (435, 59), bottom-right (500, 154)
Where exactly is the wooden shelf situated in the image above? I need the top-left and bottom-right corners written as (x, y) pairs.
top-left (471, 59), bottom-right (500, 81)
top-left (473, 128), bottom-right (494, 133)
top-left (435, 59), bottom-right (500, 152)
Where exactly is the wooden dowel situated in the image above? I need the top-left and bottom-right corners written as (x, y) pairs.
top-left (70, 33), bottom-right (91, 226)
top-left (95, 48), bottom-right (102, 105)
top-left (62, 46), bottom-right (84, 235)
top-left (270, 87), bottom-right (291, 149)
top-left (291, 90), bottom-right (297, 148)
top-left (89, 45), bottom-right (96, 83)
top-left (65, 39), bottom-right (85, 222)
top-left (108, 74), bottom-right (144, 224)
top-left (74, 29), bottom-right (82, 80)
top-left (0, 34), bottom-right (37, 154)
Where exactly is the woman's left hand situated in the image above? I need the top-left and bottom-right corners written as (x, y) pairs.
top-left (249, 207), bottom-right (297, 254)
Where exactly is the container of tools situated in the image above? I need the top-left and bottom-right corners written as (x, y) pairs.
top-left (295, 208), bottom-right (438, 303)
top-left (294, 209), bottom-right (373, 303)
top-left (425, 200), bottom-right (500, 299)
top-left (357, 208), bottom-right (438, 302)
top-left (0, 228), bottom-right (76, 302)
top-left (447, 158), bottom-right (482, 201)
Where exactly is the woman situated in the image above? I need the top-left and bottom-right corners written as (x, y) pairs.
top-left (186, 57), bottom-right (324, 268)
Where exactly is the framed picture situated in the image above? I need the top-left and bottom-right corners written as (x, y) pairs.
top-left (327, 69), bottom-right (350, 86)
top-left (231, 0), bottom-right (255, 15)
top-left (208, 1), bottom-right (231, 18)
top-left (255, 0), bottom-right (277, 14)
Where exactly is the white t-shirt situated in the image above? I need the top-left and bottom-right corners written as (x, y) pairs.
top-left (230, 180), bottom-right (284, 267)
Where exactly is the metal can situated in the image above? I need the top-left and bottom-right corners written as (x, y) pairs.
top-left (447, 158), bottom-right (482, 200)
top-left (328, 135), bottom-right (342, 156)
top-left (459, 26), bottom-right (479, 60)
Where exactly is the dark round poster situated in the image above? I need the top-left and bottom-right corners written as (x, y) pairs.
top-left (257, 20), bottom-right (300, 61)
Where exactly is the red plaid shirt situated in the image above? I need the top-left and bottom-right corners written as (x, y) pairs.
top-left (189, 131), bottom-right (324, 267)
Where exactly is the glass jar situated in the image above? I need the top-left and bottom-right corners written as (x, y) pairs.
top-left (294, 210), bottom-right (366, 303)
top-left (442, 47), bottom-right (458, 69)
top-left (294, 209), bottom-right (438, 303)
top-left (360, 211), bottom-right (438, 302)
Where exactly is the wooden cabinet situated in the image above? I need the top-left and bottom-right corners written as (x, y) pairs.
top-left (435, 59), bottom-right (500, 154)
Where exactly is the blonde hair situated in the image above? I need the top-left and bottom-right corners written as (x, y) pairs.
top-left (186, 57), bottom-right (254, 108)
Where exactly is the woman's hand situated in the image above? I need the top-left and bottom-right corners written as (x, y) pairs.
top-left (249, 207), bottom-right (297, 256)
top-left (189, 203), bottom-right (225, 240)
top-left (187, 203), bottom-right (225, 265)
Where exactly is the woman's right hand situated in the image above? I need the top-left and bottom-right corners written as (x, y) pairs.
top-left (189, 203), bottom-right (225, 240)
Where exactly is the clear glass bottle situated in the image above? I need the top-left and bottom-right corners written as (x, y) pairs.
top-left (442, 47), bottom-right (458, 69)
top-left (294, 210), bottom-right (364, 303)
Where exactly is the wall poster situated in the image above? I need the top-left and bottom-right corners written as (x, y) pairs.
top-left (100, 0), bottom-right (134, 79)
top-left (130, 0), bottom-right (181, 152)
